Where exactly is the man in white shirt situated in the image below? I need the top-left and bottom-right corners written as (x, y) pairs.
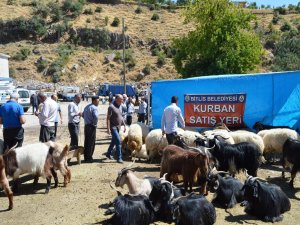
top-left (138, 97), bottom-right (147, 124)
top-left (35, 92), bottom-right (58, 142)
top-left (161, 96), bottom-right (185, 144)
top-left (68, 94), bottom-right (82, 148)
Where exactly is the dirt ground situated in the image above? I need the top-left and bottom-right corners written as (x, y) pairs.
top-left (0, 103), bottom-right (300, 225)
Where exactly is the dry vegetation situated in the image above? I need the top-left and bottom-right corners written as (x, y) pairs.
top-left (1, 1), bottom-right (300, 84)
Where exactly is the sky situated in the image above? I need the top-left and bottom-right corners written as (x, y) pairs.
top-left (250, 0), bottom-right (300, 7)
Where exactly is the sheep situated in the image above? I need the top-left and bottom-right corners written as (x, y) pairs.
top-left (257, 130), bottom-right (269, 139)
top-left (0, 155), bottom-right (13, 210)
top-left (131, 144), bottom-right (148, 160)
top-left (229, 130), bottom-right (265, 163)
top-left (179, 130), bottom-right (206, 147)
top-left (136, 122), bottom-right (150, 142)
top-left (203, 129), bottom-right (235, 145)
top-left (145, 129), bottom-right (169, 160)
top-left (115, 161), bottom-right (159, 196)
top-left (3, 141), bottom-right (70, 194)
top-left (119, 125), bottom-right (129, 153)
top-left (160, 145), bottom-right (210, 194)
top-left (262, 128), bottom-right (300, 155)
top-left (127, 124), bottom-right (143, 153)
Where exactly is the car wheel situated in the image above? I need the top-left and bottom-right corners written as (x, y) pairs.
top-left (24, 107), bottom-right (29, 112)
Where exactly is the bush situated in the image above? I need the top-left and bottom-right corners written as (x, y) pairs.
top-left (148, 4), bottom-right (155, 11)
top-left (142, 63), bottom-right (151, 75)
top-left (33, 4), bottom-right (50, 19)
top-left (104, 16), bottom-right (109, 26)
top-left (157, 53), bottom-right (166, 67)
top-left (83, 8), bottom-right (93, 15)
top-left (7, 0), bottom-right (16, 5)
top-left (62, 0), bottom-right (84, 18)
top-left (111, 17), bottom-right (120, 27)
top-left (36, 60), bottom-right (48, 72)
top-left (135, 6), bottom-right (142, 14)
top-left (273, 33), bottom-right (300, 71)
top-left (125, 50), bottom-right (136, 68)
top-left (114, 51), bottom-right (122, 61)
top-left (13, 48), bottom-right (31, 61)
top-left (86, 18), bottom-right (91, 23)
top-left (151, 13), bottom-right (160, 21)
top-left (274, 7), bottom-right (287, 15)
top-left (9, 68), bottom-right (16, 77)
top-left (272, 15), bottom-right (280, 24)
top-left (95, 6), bottom-right (102, 13)
top-left (165, 46), bottom-right (176, 58)
top-left (48, 2), bottom-right (62, 22)
top-left (280, 22), bottom-right (292, 32)
top-left (264, 31), bottom-right (281, 49)
top-left (151, 47), bottom-right (161, 56)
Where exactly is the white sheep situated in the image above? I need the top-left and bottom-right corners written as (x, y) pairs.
top-left (127, 124), bottom-right (143, 153)
top-left (257, 129), bottom-right (269, 139)
top-left (135, 122), bottom-right (150, 142)
top-left (179, 130), bottom-right (206, 147)
top-left (203, 129), bottom-right (235, 144)
top-left (145, 129), bottom-right (169, 160)
top-left (262, 128), bottom-right (300, 154)
top-left (132, 144), bottom-right (149, 160)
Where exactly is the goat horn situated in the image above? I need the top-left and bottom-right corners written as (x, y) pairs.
top-left (124, 158), bottom-right (136, 170)
top-left (160, 173), bottom-right (168, 180)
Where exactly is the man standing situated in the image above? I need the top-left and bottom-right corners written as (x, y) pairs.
top-left (106, 94), bottom-right (126, 163)
top-left (161, 96), bottom-right (185, 144)
top-left (68, 94), bottom-right (82, 148)
top-left (30, 92), bottom-right (39, 115)
top-left (138, 97), bottom-right (147, 123)
top-left (82, 96), bottom-right (99, 163)
top-left (51, 94), bottom-right (62, 139)
top-left (120, 94), bottom-right (128, 122)
top-left (0, 93), bottom-right (26, 149)
top-left (35, 92), bottom-right (58, 142)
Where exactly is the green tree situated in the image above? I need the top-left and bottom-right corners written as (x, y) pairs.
top-left (172, 0), bottom-right (262, 77)
top-left (273, 32), bottom-right (300, 71)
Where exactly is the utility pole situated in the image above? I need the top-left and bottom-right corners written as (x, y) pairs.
top-left (122, 17), bottom-right (126, 95)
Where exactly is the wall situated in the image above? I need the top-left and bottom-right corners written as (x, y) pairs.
top-left (151, 71), bottom-right (300, 131)
top-left (0, 54), bottom-right (10, 78)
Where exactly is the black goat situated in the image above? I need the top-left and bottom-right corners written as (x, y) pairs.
top-left (209, 136), bottom-right (261, 177)
top-left (282, 138), bottom-right (300, 188)
top-left (149, 178), bottom-right (185, 223)
top-left (253, 122), bottom-right (291, 132)
top-left (207, 171), bottom-right (244, 208)
top-left (110, 194), bottom-right (155, 225)
top-left (172, 193), bottom-right (216, 225)
top-left (242, 176), bottom-right (291, 222)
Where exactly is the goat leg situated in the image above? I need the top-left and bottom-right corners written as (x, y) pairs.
top-left (289, 166), bottom-right (297, 188)
top-left (33, 175), bottom-right (39, 186)
top-left (12, 179), bottom-right (19, 193)
top-left (2, 178), bottom-right (13, 210)
top-left (50, 168), bottom-right (58, 188)
top-left (45, 176), bottom-right (52, 194)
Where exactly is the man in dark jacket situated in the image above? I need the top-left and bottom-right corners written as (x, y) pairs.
top-left (30, 92), bottom-right (39, 114)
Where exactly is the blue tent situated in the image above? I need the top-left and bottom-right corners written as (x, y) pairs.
top-left (151, 71), bottom-right (300, 131)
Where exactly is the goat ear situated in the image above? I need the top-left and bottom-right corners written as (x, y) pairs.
top-left (61, 145), bottom-right (69, 157)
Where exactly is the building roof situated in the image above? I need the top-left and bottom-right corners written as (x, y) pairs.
top-left (0, 53), bottom-right (10, 58)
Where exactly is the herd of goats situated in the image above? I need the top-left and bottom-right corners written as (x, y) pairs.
top-left (104, 121), bottom-right (300, 224)
top-left (0, 121), bottom-right (300, 225)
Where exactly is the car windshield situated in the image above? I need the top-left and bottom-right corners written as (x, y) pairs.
top-left (18, 90), bottom-right (29, 98)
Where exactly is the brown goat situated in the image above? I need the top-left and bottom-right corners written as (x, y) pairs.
top-left (160, 145), bottom-right (209, 194)
top-left (160, 145), bottom-right (209, 195)
top-left (0, 155), bottom-right (13, 210)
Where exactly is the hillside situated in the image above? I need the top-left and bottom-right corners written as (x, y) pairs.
top-left (0, 0), bottom-right (300, 85)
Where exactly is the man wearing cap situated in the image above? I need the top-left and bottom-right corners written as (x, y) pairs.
top-left (0, 93), bottom-right (26, 149)
top-left (68, 94), bottom-right (82, 148)
top-left (82, 96), bottom-right (99, 163)
top-left (161, 96), bottom-right (185, 144)
top-left (35, 92), bottom-right (58, 142)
